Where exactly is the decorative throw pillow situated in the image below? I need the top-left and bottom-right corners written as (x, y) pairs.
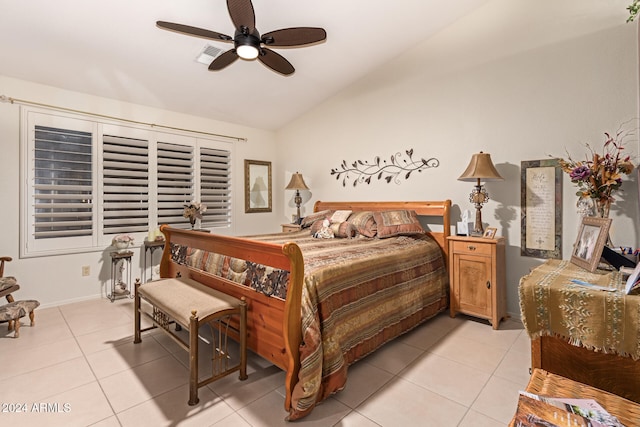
top-left (330, 221), bottom-right (358, 238)
top-left (329, 210), bottom-right (352, 223)
top-left (374, 210), bottom-right (425, 238)
top-left (310, 219), bottom-right (357, 238)
top-left (300, 210), bottom-right (334, 228)
top-left (346, 211), bottom-right (377, 238)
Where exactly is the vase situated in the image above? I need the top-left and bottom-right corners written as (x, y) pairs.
top-left (114, 241), bottom-right (130, 253)
top-left (594, 199), bottom-right (611, 219)
top-left (577, 198), bottom-right (610, 219)
top-left (189, 217), bottom-right (196, 229)
top-left (576, 198), bottom-right (593, 218)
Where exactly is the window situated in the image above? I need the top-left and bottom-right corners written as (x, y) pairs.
top-left (21, 108), bottom-right (234, 257)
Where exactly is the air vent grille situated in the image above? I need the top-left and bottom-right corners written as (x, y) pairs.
top-left (195, 45), bottom-right (223, 65)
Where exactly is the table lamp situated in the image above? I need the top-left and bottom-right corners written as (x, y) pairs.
top-left (458, 152), bottom-right (503, 234)
top-left (285, 172), bottom-right (309, 224)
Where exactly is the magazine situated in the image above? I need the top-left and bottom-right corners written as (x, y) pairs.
top-left (512, 392), bottom-right (625, 427)
top-left (624, 262), bottom-right (640, 295)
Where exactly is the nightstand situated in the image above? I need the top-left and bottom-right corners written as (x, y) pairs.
top-left (447, 235), bottom-right (506, 329)
top-left (281, 223), bottom-right (302, 233)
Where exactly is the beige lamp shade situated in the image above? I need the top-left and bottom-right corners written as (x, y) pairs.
top-left (285, 172), bottom-right (310, 190)
top-left (285, 172), bottom-right (309, 224)
top-left (458, 152), bottom-right (504, 182)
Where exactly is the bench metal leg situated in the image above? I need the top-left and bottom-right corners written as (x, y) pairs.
top-left (134, 279), bottom-right (141, 344)
top-left (239, 298), bottom-right (248, 381)
top-left (188, 310), bottom-right (200, 406)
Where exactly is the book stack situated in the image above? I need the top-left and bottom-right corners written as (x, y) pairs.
top-left (512, 391), bottom-right (625, 427)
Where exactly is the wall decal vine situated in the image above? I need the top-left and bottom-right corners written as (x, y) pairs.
top-left (330, 149), bottom-right (440, 187)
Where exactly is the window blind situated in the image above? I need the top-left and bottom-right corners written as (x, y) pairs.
top-left (157, 141), bottom-right (194, 228)
top-left (200, 146), bottom-right (232, 228)
top-left (102, 134), bottom-right (149, 235)
top-left (33, 125), bottom-right (93, 239)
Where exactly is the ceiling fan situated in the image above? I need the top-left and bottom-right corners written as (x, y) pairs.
top-left (157, 0), bottom-right (327, 76)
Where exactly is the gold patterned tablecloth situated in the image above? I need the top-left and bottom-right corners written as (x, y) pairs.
top-left (519, 259), bottom-right (640, 360)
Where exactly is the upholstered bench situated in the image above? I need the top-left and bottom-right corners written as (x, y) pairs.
top-left (134, 277), bottom-right (247, 405)
top-left (0, 300), bottom-right (39, 338)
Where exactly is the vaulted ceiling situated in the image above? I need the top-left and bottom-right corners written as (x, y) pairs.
top-left (0, 0), bottom-right (490, 130)
top-left (1, 1), bottom-right (634, 131)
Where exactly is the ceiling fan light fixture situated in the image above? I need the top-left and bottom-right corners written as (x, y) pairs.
top-left (236, 44), bottom-right (259, 60)
top-left (234, 28), bottom-right (261, 60)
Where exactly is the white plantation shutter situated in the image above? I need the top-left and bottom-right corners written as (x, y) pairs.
top-left (157, 141), bottom-right (194, 228)
top-left (101, 134), bottom-right (149, 236)
top-left (32, 125), bottom-right (93, 239)
top-left (21, 107), bottom-right (236, 257)
top-left (199, 145), bottom-right (232, 228)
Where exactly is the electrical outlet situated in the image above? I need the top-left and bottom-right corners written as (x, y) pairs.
top-left (82, 266), bottom-right (90, 276)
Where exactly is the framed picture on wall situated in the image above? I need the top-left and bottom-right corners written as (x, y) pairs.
top-left (521, 159), bottom-right (563, 259)
top-left (244, 159), bottom-right (272, 213)
top-left (570, 217), bottom-right (612, 272)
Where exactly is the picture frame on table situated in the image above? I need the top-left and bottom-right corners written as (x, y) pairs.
top-left (483, 227), bottom-right (497, 239)
top-left (570, 217), bottom-right (612, 272)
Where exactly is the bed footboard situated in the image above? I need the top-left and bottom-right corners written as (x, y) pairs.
top-left (158, 226), bottom-right (304, 412)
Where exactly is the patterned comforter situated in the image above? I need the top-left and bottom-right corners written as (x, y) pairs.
top-left (173, 231), bottom-right (449, 420)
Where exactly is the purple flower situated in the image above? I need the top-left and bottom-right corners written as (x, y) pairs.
top-left (570, 165), bottom-right (591, 181)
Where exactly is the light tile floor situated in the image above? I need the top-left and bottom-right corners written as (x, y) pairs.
top-left (0, 298), bottom-right (531, 426)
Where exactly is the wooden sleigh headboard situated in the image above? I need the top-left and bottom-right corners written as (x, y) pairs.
top-left (313, 200), bottom-right (452, 262)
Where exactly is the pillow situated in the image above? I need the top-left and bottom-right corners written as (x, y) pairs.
top-left (346, 211), bottom-right (377, 238)
top-left (310, 220), bottom-right (357, 238)
top-left (329, 210), bottom-right (352, 223)
top-left (373, 210), bottom-right (425, 238)
top-left (330, 221), bottom-right (358, 238)
top-left (300, 210), bottom-right (334, 228)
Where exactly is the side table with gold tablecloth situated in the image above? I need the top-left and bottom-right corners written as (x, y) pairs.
top-left (519, 259), bottom-right (640, 403)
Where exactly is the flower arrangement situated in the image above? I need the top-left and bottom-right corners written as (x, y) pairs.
top-left (112, 234), bottom-right (134, 245)
top-left (183, 201), bottom-right (207, 227)
top-left (557, 130), bottom-right (635, 218)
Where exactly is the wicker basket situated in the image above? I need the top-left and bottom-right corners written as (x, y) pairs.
top-left (509, 369), bottom-right (640, 427)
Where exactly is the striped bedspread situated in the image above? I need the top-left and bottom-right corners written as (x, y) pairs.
top-left (177, 231), bottom-right (449, 420)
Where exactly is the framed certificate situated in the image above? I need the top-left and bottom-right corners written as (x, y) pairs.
top-left (521, 159), bottom-right (562, 258)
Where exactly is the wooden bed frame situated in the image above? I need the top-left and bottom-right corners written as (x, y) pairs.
top-left (158, 200), bottom-right (451, 412)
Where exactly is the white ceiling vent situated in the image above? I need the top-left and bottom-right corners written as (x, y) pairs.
top-left (195, 45), bottom-right (223, 65)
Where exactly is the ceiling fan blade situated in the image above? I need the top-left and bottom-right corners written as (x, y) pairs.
top-left (261, 27), bottom-right (327, 47)
top-left (227, 0), bottom-right (255, 33)
top-left (258, 48), bottom-right (295, 76)
top-left (156, 21), bottom-right (232, 42)
top-left (208, 49), bottom-right (239, 71)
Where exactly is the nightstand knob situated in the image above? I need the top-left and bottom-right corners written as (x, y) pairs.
top-left (486, 280), bottom-right (491, 289)
top-left (467, 245), bottom-right (476, 251)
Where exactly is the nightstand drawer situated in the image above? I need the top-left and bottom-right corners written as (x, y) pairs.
top-left (281, 224), bottom-right (302, 233)
top-left (451, 240), bottom-right (492, 256)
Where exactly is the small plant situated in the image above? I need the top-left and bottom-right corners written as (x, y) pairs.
top-left (628, 1), bottom-right (640, 22)
top-left (183, 201), bottom-right (207, 227)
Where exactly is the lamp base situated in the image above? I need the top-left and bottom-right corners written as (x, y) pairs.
top-left (473, 206), bottom-right (484, 235)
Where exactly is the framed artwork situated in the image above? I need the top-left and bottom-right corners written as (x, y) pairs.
top-left (483, 227), bottom-right (497, 239)
top-left (571, 217), bottom-right (612, 272)
top-left (244, 159), bottom-right (272, 213)
top-left (521, 159), bottom-right (562, 259)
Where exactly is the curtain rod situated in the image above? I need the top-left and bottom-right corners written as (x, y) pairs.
top-left (0, 95), bottom-right (247, 142)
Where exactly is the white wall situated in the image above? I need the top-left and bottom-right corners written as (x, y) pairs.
top-left (276, 2), bottom-right (640, 318)
top-left (0, 75), bottom-right (280, 307)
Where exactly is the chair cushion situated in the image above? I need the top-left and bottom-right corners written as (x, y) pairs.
top-left (0, 300), bottom-right (39, 321)
top-left (0, 277), bottom-right (19, 293)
